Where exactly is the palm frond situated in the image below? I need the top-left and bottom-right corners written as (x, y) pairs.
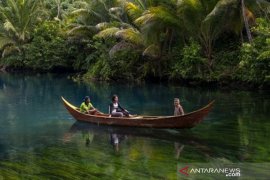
top-left (0, 0), bottom-right (43, 43)
top-left (203, 0), bottom-right (239, 38)
top-left (95, 22), bottom-right (110, 30)
top-left (6, 0), bottom-right (20, 21)
top-left (94, 27), bottom-right (120, 39)
top-left (3, 21), bottom-right (17, 35)
top-left (120, 22), bottom-right (134, 29)
top-left (136, 6), bottom-right (179, 28)
top-left (143, 44), bottom-right (160, 58)
top-left (0, 36), bottom-right (14, 49)
top-left (71, 8), bottom-right (89, 16)
top-left (125, 2), bottom-right (144, 21)
top-left (68, 25), bottom-right (98, 37)
top-left (109, 7), bottom-right (123, 15)
top-left (115, 28), bottom-right (143, 45)
top-left (176, 0), bottom-right (205, 34)
top-left (258, 50), bottom-right (270, 60)
top-left (256, 0), bottom-right (270, 6)
top-left (71, 8), bottom-right (103, 19)
top-left (109, 41), bottom-right (138, 57)
top-left (2, 45), bottom-right (20, 58)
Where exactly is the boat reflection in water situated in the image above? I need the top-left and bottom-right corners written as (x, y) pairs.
top-left (64, 122), bottom-right (212, 157)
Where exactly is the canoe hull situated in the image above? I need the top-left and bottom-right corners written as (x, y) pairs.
top-left (62, 97), bottom-right (214, 128)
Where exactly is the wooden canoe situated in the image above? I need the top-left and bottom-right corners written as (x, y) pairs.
top-left (61, 97), bottom-right (214, 128)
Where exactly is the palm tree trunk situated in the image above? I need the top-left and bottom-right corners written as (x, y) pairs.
top-left (162, 28), bottom-right (170, 55)
top-left (168, 30), bottom-right (174, 54)
top-left (205, 47), bottom-right (213, 72)
top-left (56, 0), bottom-right (61, 20)
top-left (241, 0), bottom-right (252, 43)
top-left (240, 31), bottom-right (244, 43)
top-left (201, 36), bottom-right (213, 72)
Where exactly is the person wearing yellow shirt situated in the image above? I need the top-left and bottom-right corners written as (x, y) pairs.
top-left (80, 96), bottom-right (97, 115)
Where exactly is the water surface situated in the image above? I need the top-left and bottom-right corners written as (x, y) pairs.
top-left (0, 73), bottom-right (269, 179)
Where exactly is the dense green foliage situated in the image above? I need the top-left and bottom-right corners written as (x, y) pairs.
top-left (24, 21), bottom-right (70, 70)
top-left (239, 18), bottom-right (270, 83)
top-left (0, 0), bottom-right (269, 86)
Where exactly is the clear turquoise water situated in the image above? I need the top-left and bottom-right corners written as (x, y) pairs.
top-left (0, 73), bottom-right (269, 179)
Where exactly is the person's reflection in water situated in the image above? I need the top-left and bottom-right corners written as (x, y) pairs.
top-left (63, 123), bottom-right (94, 147)
top-left (82, 130), bottom-right (94, 147)
top-left (110, 133), bottom-right (127, 152)
top-left (174, 142), bottom-right (185, 160)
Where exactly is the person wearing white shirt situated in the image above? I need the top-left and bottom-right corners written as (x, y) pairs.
top-left (109, 95), bottom-right (130, 117)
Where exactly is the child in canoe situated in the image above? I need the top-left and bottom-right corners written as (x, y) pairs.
top-left (174, 98), bottom-right (185, 116)
top-left (80, 96), bottom-right (98, 115)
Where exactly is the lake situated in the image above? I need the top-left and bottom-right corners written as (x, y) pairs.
top-left (0, 73), bottom-right (269, 179)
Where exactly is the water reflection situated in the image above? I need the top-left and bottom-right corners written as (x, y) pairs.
top-left (65, 122), bottom-right (213, 159)
top-left (110, 134), bottom-right (127, 152)
top-left (0, 79), bottom-right (3, 90)
top-left (174, 142), bottom-right (184, 160)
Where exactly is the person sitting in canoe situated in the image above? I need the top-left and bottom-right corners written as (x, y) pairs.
top-left (109, 95), bottom-right (130, 117)
top-left (174, 98), bottom-right (184, 116)
top-left (80, 96), bottom-right (98, 115)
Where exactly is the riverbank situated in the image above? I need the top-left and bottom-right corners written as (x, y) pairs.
top-left (61, 69), bottom-right (266, 91)
top-left (1, 68), bottom-right (269, 91)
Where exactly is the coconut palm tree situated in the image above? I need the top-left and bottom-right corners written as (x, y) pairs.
top-left (67, 0), bottom-right (118, 38)
top-left (0, 0), bottom-right (43, 58)
top-left (175, 0), bottom-right (269, 70)
top-left (68, 0), bottom-right (270, 75)
top-left (90, 1), bottom-right (146, 55)
top-left (95, 0), bottom-right (173, 57)
top-left (95, 0), bottom-right (222, 73)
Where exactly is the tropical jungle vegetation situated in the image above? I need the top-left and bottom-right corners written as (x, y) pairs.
top-left (0, 0), bottom-right (269, 86)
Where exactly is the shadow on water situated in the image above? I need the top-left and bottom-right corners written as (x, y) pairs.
top-left (64, 122), bottom-right (213, 158)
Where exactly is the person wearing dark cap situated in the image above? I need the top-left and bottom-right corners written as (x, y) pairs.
top-left (80, 96), bottom-right (97, 114)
